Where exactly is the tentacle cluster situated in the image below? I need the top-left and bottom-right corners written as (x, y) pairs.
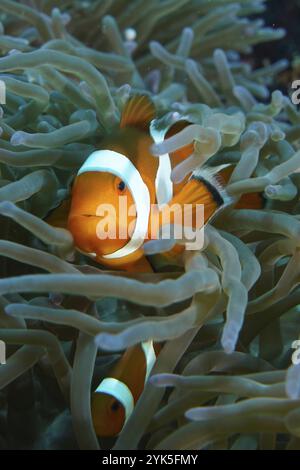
top-left (0, 0), bottom-right (299, 451)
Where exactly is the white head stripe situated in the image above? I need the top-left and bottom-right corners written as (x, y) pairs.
top-left (78, 149), bottom-right (150, 260)
top-left (150, 121), bottom-right (173, 208)
top-left (95, 377), bottom-right (134, 424)
top-left (141, 340), bottom-right (157, 382)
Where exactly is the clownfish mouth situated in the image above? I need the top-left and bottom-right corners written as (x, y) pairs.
top-left (67, 212), bottom-right (132, 261)
top-left (69, 213), bottom-right (101, 219)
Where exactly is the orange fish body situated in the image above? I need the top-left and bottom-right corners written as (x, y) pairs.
top-left (47, 96), bottom-right (264, 264)
top-left (66, 96), bottom-right (227, 270)
top-left (46, 96), bottom-right (264, 271)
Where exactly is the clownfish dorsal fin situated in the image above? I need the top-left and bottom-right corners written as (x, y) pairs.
top-left (120, 95), bottom-right (156, 132)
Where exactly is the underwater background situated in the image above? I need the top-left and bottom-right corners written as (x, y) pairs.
top-left (0, 0), bottom-right (300, 450)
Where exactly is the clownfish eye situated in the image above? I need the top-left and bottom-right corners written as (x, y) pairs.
top-left (111, 400), bottom-right (121, 412)
top-left (117, 180), bottom-right (126, 192)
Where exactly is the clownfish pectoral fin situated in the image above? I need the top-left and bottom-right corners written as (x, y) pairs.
top-left (121, 255), bottom-right (154, 273)
top-left (120, 95), bottom-right (156, 132)
top-left (44, 197), bottom-right (71, 229)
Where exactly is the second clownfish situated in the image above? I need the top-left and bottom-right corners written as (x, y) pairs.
top-left (91, 340), bottom-right (161, 437)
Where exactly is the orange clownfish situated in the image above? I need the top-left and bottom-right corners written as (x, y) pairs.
top-left (47, 95), bottom-right (265, 273)
top-left (91, 340), bottom-right (160, 437)
top-left (64, 95), bottom-right (231, 272)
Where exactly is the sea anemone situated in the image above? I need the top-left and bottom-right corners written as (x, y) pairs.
top-left (0, 0), bottom-right (300, 451)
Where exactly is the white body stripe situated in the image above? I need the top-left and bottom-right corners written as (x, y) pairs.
top-left (141, 340), bottom-right (157, 381)
top-left (78, 149), bottom-right (150, 259)
top-left (95, 377), bottom-right (134, 423)
top-left (150, 121), bottom-right (173, 208)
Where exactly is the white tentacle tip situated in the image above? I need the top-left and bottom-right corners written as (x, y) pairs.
top-left (0, 200), bottom-right (15, 214)
top-left (149, 374), bottom-right (165, 387)
top-left (10, 131), bottom-right (27, 146)
top-left (285, 364), bottom-right (300, 400)
top-left (221, 331), bottom-right (237, 354)
top-left (184, 408), bottom-right (201, 421)
top-left (4, 305), bottom-right (14, 316)
top-left (149, 373), bottom-right (177, 387)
